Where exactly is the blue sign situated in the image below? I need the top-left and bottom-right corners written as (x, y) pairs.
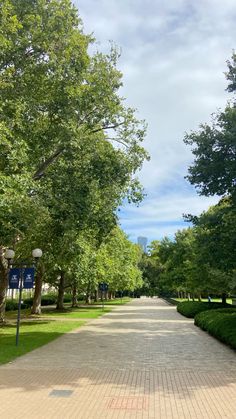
top-left (23, 268), bottom-right (35, 289)
top-left (99, 282), bottom-right (109, 292)
top-left (9, 268), bottom-right (20, 289)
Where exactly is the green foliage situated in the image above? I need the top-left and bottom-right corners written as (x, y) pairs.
top-left (96, 227), bottom-right (143, 292)
top-left (194, 308), bottom-right (236, 349)
top-left (177, 301), bottom-right (231, 318)
top-left (188, 198), bottom-right (236, 294)
top-left (23, 294), bottom-right (57, 307)
top-left (5, 299), bottom-right (28, 311)
top-left (0, 0), bottom-right (148, 319)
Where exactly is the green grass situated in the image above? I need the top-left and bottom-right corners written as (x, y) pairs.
top-left (40, 306), bottom-right (112, 318)
top-left (194, 308), bottom-right (236, 349)
top-left (0, 320), bottom-right (85, 365)
top-left (92, 297), bottom-right (131, 305)
top-left (174, 298), bottom-right (232, 304)
top-left (0, 296), bottom-right (131, 365)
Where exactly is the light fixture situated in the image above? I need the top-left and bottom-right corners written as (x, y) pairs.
top-left (5, 249), bottom-right (15, 260)
top-left (32, 248), bottom-right (43, 259)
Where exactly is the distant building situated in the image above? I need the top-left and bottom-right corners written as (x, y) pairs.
top-left (137, 236), bottom-right (148, 253)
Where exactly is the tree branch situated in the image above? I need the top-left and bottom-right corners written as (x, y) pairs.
top-left (33, 147), bottom-right (65, 180)
top-left (90, 121), bottom-right (125, 134)
top-left (105, 137), bottom-right (129, 148)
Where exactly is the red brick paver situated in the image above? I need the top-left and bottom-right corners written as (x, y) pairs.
top-left (0, 298), bottom-right (236, 418)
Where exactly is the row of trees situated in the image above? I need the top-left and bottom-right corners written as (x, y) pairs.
top-left (0, 0), bottom-right (147, 321)
top-left (141, 52), bottom-right (236, 301)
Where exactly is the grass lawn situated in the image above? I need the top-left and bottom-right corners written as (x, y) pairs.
top-left (0, 297), bottom-right (131, 365)
top-left (174, 298), bottom-right (232, 304)
top-left (40, 306), bottom-right (112, 318)
top-left (0, 320), bottom-right (85, 365)
top-left (91, 297), bottom-right (131, 305)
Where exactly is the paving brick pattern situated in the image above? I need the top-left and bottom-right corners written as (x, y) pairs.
top-left (0, 298), bottom-right (236, 418)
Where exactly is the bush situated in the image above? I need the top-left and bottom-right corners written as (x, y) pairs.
top-left (6, 299), bottom-right (28, 311)
top-left (63, 293), bottom-right (72, 303)
top-left (177, 301), bottom-right (231, 318)
top-left (195, 308), bottom-right (236, 349)
top-left (23, 294), bottom-right (57, 307)
top-left (23, 297), bottom-right (33, 307)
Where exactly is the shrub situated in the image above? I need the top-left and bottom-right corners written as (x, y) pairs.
top-left (23, 297), bottom-right (33, 307)
top-left (63, 293), bottom-right (72, 303)
top-left (6, 300), bottom-right (28, 311)
top-left (195, 308), bottom-right (236, 349)
top-left (23, 294), bottom-right (57, 307)
top-left (177, 301), bottom-right (231, 318)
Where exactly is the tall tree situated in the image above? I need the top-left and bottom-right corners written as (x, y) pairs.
top-left (0, 0), bottom-right (148, 321)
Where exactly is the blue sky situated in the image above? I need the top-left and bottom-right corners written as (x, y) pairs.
top-left (74, 0), bottom-right (236, 244)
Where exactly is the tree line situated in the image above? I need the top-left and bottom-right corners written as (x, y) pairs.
top-left (140, 53), bottom-right (236, 302)
top-left (0, 0), bottom-right (148, 322)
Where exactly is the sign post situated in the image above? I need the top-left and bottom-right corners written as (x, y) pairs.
top-left (9, 266), bottom-right (35, 346)
top-left (98, 282), bottom-right (109, 311)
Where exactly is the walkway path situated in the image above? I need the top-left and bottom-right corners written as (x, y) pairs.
top-left (0, 298), bottom-right (236, 418)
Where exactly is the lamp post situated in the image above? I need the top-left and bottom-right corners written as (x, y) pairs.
top-left (5, 248), bottom-right (43, 346)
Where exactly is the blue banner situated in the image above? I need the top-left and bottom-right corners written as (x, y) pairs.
top-left (99, 282), bottom-right (109, 292)
top-left (9, 268), bottom-right (20, 289)
top-left (23, 268), bottom-right (35, 289)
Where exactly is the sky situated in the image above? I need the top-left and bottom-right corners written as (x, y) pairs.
top-left (74, 0), bottom-right (236, 244)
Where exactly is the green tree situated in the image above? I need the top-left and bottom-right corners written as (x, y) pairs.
top-left (189, 198), bottom-right (236, 302)
top-left (96, 227), bottom-right (143, 296)
top-left (0, 0), bottom-right (148, 321)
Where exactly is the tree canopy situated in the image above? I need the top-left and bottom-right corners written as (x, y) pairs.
top-left (0, 0), bottom-right (148, 320)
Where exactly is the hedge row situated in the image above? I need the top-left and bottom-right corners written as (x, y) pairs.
top-left (6, 300), bottom-right (28, 311)
top-left (177, 301), bottom-right (231, 318)
top-left (5, 293), bottom-right (85, 311)
top-left (194, 308), bottom-right (236, 349)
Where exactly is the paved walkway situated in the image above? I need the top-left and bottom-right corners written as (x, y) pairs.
top-left (0, 298), bottom-right (236, 418)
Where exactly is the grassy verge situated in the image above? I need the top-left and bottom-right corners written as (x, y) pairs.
top-left (0, 320), bottom-right (85, 365)
top-left (194, 308), bottom-right (236, 349)
top-left (40, 306), bottom-right (112, 318)
top-left (91, 297), bottom-right (131, 305)
top-left (177, 301), bottom-right (231, 318)
top-left (174, 298), bottom-right (232, 304)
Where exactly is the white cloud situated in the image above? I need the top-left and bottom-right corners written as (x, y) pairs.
top-left (74, 0), bottom-right (236, 240)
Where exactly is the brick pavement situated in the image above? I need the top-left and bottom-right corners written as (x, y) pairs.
top-left (0, 298), bottom-right (236, 418)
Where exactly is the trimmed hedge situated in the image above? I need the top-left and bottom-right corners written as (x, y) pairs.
top-left (23, 294), bottom-right (57, 308)
top-left (177, 301), bottom-right (231, 318)
top-left (6, 300), bottom-right (28, 311)
top-left (195, 308), bottom-right (236, 349)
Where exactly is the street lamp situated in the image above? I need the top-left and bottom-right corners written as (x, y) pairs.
top-left (32, 248), bottom-right (43, 259)
top-left (5, 248), bottom-right (43, 346)
top-left (4, 249), bottom-right (15, 264)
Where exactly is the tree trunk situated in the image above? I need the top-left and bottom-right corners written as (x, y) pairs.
top-left (31, 263), bottom-right (45, 315)
top-left (85, 282), bottom-right (91, 304)
top-left (56, 271), bottom-right (65, 310)
top-left (0, 248), bottom-right (8, 324)
top-left (222, 292), bottom-right (227, 305)
top-left (71, 282), bottom-right (78, 307)
top-left (85, 293), bottom-right (91, 304)
top-left (94, 289), bottom-right (98, 302)
top-left (198, 293), bottom-right (202, 302)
